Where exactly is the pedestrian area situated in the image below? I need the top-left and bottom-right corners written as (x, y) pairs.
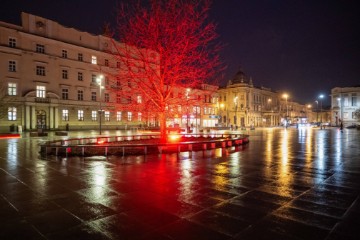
top-left (0, 128), bottom-right (359, 239)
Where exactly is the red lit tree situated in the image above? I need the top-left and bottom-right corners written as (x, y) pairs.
top-left (108, 0), bottom-right (222, 141)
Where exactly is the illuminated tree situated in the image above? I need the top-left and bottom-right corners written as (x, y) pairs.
top-left (108, 0), bottom-right (222, 141)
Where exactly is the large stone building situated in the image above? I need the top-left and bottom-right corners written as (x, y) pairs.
top-left (0, 13), bottom-right (218, 132)
top-left (331, 86), bottom-right (360, 126)
top-left (217, 70), bottom-right (312, 127)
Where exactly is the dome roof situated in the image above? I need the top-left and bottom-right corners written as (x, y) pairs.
top-left (232, 69), bottom-right (249, 84)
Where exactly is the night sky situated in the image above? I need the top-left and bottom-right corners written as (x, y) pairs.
top-left (1, 0), bottom-right (359, 105)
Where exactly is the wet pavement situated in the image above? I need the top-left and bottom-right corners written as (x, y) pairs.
top-left (1, 127), bottom-right (360, 240)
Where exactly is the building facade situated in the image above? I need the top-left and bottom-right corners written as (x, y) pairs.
top-left (217, 70), bottom-right (312, 128)
top-left (331, 86), bottom-right (360, 126)
top-left (0, 13), bottom-right (219, 132)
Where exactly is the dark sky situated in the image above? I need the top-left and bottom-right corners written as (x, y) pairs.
top-left (1, 0), bottom-right (359, 105)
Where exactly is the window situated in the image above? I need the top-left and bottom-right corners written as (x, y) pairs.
top-left (78, 72), bottom-right (83, 81)
top-left (138, 112), bottom-right (142, 121)
top-left (36, 66), bottom-right (46, 76)
top-left (137, 95), bottom-right (142, 104)
top-left (78, 53), bottom-right (83, 61)
top-left (105, 59), bottom-right (109, 66)
top-left (91, 92), bottom-right (97, 101)
top-left (105, 93), bottom-right (109, 102)
top-left (91, 111), bottom-right (97, 121)
top-left (116, 62), bottom-right (120, 68)
top-left (62, 69), bottom-right (68, 79)
top-left (36, 86), bottom-right (46, 98)
top-left (8, 61), bottom-right (16, 72)
top-left (127, 96), bottom-right (132, 103)
top-left (128, 80), bottom-right (131, 87)
top-left (9, 37), bottom-right (16, 48)
top-left (62, 109), bottom-right (69, 121)
top-left (8, 107), bottom-right (17, 120)
top-left (78, 110), bottom-right (84, 121)
top-left (91, 56), bottom-right (97, 64)
top-left (104, 111), bottom-right (110, 121)
top-left (351, 93), bottom-right (357, 107)
top-left (116, 94), bottom-right (121, 103)
top-left (127, 112), bottom-right (132, 121)
top-left (116, 111), bottom-right (122, 121)
top-left (62, 50), bottom-right (68, 58)
top-left (91, 74), bottom-right (97, 83)
top-left (77, 90), bottom-right (84, 100)
top-left (8, 83), bottom-right (17, 96)
top-left (62, 89), bottom-right (69, 100)
top-left (36, 44), bottom-right (45, 53)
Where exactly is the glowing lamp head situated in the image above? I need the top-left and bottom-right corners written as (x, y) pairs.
top-left (168, 134), bottom-right (181, 142)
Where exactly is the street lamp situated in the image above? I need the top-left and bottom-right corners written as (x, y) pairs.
top-left (186, 88), bottom-right (190, 132)
top-left (337, 97), bottom-right (341, 126)
top-left (234, 96), bottom-right (238, 129)
top-left (314, 100), bottom-right (319, 122)
top-left (282, 93), bottom-right (289, 127)
top-left (96, 74), bottom-right (104, 135)
top-left (319, 94), bottom-right (324, 123)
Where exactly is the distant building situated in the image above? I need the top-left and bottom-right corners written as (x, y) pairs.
top-left (217, 69), bottom-right (311, 127)
top-left (331, 86), bottom-right (360, 126)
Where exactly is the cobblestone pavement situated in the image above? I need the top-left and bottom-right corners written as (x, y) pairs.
top-left (1, 127), bottom-right (359, 239)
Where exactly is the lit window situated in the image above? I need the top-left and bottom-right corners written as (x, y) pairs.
top-left (127, 112), bottom-right (132, 121)
top-left (8, 107), bottom-right (17, 120)
top-left (78, 53), bottom-right (83, 61)
top-left (36, 44), bottom-right (45, 53)
top-left (91, 92), bottom-right (97, 101)
top-left (91, 56), bottom-right (97, 64)
top-left (104, 111), bottom-right (110, 121)
top-left (9, 37), bottom-right (16, 48)
top-left (36, 86), bottom-right (46, 98)
top-left (116, 111), bottom-right (122, 121)
top-left (78, 72), bottom-right (83, 81)
top-left (78, 110), bottom-right (84, 121)
top-left (62, 109), bottom-right (69, 121)
top-left (62, 69), bottom-right (68, 79)
top-left (137, 95), bottom-right (142, 103)
top-left (8, 61), bottom-right (16, 72)
top-left (8, 83), bottom-right (17, 96)
top-left (77, 90), bottom-right (84, 101)
top-left (92, 111), bottom-right (97, 121)
top-left (62, 89), bottom-right (69, 100)
top-left (62, 50), bottom-right (68, 58)
top-left (138, 112), bottom-right (142, 121)
top-left (36, 66), bottom-right (46, 76)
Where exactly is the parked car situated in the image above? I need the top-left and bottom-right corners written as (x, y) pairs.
top-left (346, 124), bottom-right (360, 129)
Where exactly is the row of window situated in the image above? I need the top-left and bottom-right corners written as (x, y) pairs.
top-left (8, 37), bottom-right (120, 67)
top-left (62, 110), bottom-right (139, 122)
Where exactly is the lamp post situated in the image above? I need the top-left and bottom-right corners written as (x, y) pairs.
top-left (319, 94), bottom-right (324, 123)
top-left (96, 75), bottom-right (104, 135)
top-left (234, 96), bottom-right (238, 129)
top-left (337, 97), bottom-right (341, 126)
top-left (314, 100), bottom-right (319, 122)
top-left (282, 93), bottom-right (289, 127)
top-left (186, 88), bottom-right (190, 133)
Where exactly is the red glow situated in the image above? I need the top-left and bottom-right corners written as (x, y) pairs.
top-left (0, 134), bottom-right (21, 139)
top-left (97, 140), bottom-right (105, 144)
top-left (168, 134), bottom-right (181, 142)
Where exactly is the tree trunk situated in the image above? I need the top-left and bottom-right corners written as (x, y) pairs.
top-left (159, 111), bottom-right (167, 142)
